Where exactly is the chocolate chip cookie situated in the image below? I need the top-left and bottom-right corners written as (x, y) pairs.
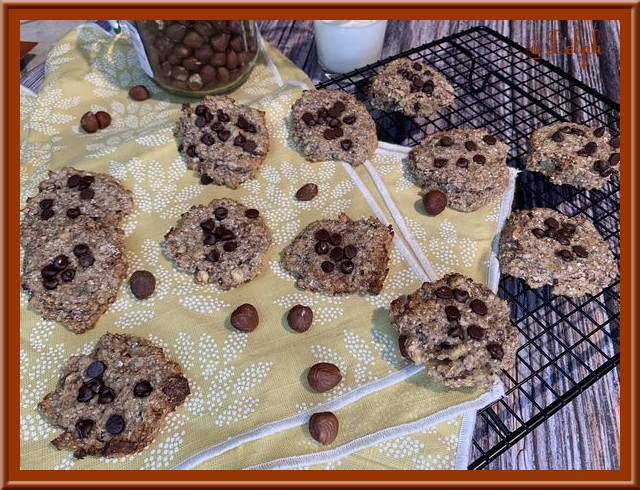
top-left (39, 332), bottom-right (190, 458)
top-left (282, 213), bottom-right (393, 295)
top-left (20, 166), bottom-right (134, 246)
top-left (20, 219), bottom-right (128, 334)
top-left (164, 198), bottom-right (272, 289)
top-left (527, 122), bottom-right (619, 189)
top-left (368, 58), bottom-right (455, 119)
top-left (291, 89), bottom-right (378, 166)
top-left (390, 273), bottom-right (520, 389)
top-left (498, 208), bottom-right (618, 297)
top-left (407, 128), bottom-right (510, 212)
top-left (175, 95), bottom-right (270, 189)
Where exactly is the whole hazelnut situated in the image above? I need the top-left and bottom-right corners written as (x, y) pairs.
top-left (307, 362), bottom-right (342, 392)
top-left (309, 412), bottom-right (339, 446)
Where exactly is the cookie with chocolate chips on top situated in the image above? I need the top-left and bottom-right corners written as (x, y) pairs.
top-left (527, 122), bottom-right (619, 190)
top-left (368, 58), bottom-right (455, 119)
top-left (291, 89), bottom-right (378, 166)
top-left (390, 273), bottom-right (520, 389)
top-left (164, 198), bottom-right (272, 289)
top-left (408, 128), bottom-right (510, 212)
top-left (175, 95), bottom-right (270, 189)
top-left (39, 333), bottom-right (190, 458)
top-left (282, 213), bottom-right (393, 295)
top-left (498, 208), bottom-right (618, 297)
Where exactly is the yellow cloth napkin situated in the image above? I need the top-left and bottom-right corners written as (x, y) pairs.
top-left (20, 23), bottom-right (513, 470)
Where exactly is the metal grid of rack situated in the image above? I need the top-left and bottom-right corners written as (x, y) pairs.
top-left (316, 26), bottom-right (620, 469)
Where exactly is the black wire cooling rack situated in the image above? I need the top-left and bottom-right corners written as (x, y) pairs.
top-left (316, 26), bottom-right (620, 469)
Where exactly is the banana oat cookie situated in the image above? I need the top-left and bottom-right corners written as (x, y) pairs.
top-left (390, 273), bottom-right (520, 389)
top-left (498, 208), bottom-right (618, 297)
top-left (291, 89), bottom-right (378, 166)
top-left (527, 122), bottom-right (619, 190)
top-left (20, 166), bottom-right (133, 247)
top-left (164, 198), bottom-right (272, 289)
top-left (176, 95), bottom-right (270, 189)
top-left (282, 213), bottom-right (393, 295)
top-left (20, 219), bottom-right (128, 334)
top-left (408, 128), bottom-right (510, 212)
top-left (368, 58), bottom-right (455, 119)
top-left (39, 333), bottom-right (190, 458)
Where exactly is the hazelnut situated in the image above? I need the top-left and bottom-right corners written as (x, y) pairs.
top-left (309, 412), bottom-right (339, 446)
top-left (80, 111), bottom-right (99, 133)
top-left (230, 303), bottom-right (259, 332)
top-left (95, 111), bottom-right (111, 130)
top-left (307, 362), bottom-right (342, 392)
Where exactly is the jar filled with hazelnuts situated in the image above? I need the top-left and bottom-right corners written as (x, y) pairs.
top-left (125, 20), bottom-right (260, 97)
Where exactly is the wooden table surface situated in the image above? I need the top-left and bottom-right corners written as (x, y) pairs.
top-left (20, 19), bottom-right (620, 471)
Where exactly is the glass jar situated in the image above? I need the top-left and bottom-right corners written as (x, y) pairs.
top-left (130, 20), bottom-right (259, 97)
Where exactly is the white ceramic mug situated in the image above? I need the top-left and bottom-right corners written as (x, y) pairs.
top-left (313, 20), bottom-right (388, 74)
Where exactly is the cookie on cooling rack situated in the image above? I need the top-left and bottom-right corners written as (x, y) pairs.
top-left (176, 95), bottom-right (270, 189)
top-left (291, 89), bottom-right (378, 166)
top-left (368, 58), bottom-right (455, 119)
top-left (390, 273), bottom-right (520, 389)
top-left (282, 213), bottom-right (393, 295)
top-left (164, 198), bottom-right (272, 289)
top-left (407, 128), bottom-right (510, 212)
top-left (39, 333), bottom-right (190, 458)
top-left (527, 122), bottom-right (619, 190)
top-left (498, 208), bottom-right (618, 297)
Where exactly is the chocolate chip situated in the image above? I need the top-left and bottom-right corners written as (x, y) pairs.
top-left (487, 343), bottom-right (504, 361)
top-left (465, 141), bottom-right (478, 151)
top-left (245, 208), bottom-right (260, 219)
top-left (42, 277), bottom-right (59, 290)
top-left (40, 208), bottom-right (54, 220)
top-left (557, 235), bottom-right (570, 246)
top-left (433, 158), bottom-right (447, 168)
top-left (53, 254), bottom-right (69, 271)
top-left (106, 414), bottom-right (125, 435)
top-left (608, 153), bottom-right (620, 166)
top-left (422, 189), bottom-right (447, 216)
top-left (448, 326), bottom-right (464, 339)
top-left (39, 199), bottom-right (54, 210)
top-left (41, 265), bottom-right (57, 279)
top-left (214, 207), bottom-right (228, 220)
top-left (551, 131), bottom-right (564, 142)
top-left (217, 111), bottom-right (230, 123)
top-left (195, 115), bottom-right (207, 128)
top-left (195, 105), bottom-right (208, 116)
top-left (438, 341), bottom-right (453, 350)
top-left (243, 140), bottom-right (257, 153)
top-left (296, 183), bottom-right (318, 201)
top-left (321, 261), bottom-right (334, 273)
top-left (569, 127), bottom-right (586, 136)
top-left (422, 84), bottom-right (434, 95)
top-left (236, 115), bottom-right (249, 129)
top-left (342, 115), bottom-right (356, 125)
top-left (186, 145), bottom-right (198, 158)
top-left (340, 139), bottom-right (353, 151)
top-left (544, 217), bottom-right (560, 229)
top-left (435, 286), bottom-right (453, 299)
top-left (593, 160), bottom-right (608, 173)
top-left (129, 270), bottom-right (156, 300)
top-left (133, 381), bottom-right (153, 398)
top-left (223, 241), bottom-right (238, 252)
top-left (315, 229), bottom-right (330, 242)
top-left (66, 207), bottom-right (80, 219)
top-left (329, 233), bottom-right (342, 246)
top-left (230, 303), bottom-right (259, 332)
top-left (609, 136), bottom-right (620, 148)
top-left (330, 247), bottom-right (344, 262)
top-left (201, 133), bottom-right (216, 146)
top-left (215, 226), bottom-right (235, 241)
top-left (198, 174), bottom-right (213, 187)
top-left (80, 188), bottom-right (95, 200)
top-left (78, 253), bottom-right (95, 268)
top-left (200, 219), bottom-right (215, 232)
top-left (453, 288), bottom-right (469, 303)
top-left (440, 136), bottom-right (454, 147)
top-left (563, 222), bottom-right (577, 233)
top-left (323, 128), bottom-right (337, 140)
top-left (546, 229), bottom-right (558, 240)
top-left (315, 241), bottom-right (329, 255)
top-left (470, 299), bottom-right (488, 316)
top-left (444, 305), bottom-right (460, 320)
top-left (412, 62), bottom-right (422, 71)
top-left (80, 112), bottom-right (99, 133)
top-left (86, 360), bottom-right (106, 378)
top-left (67, 174), bottom-right (81, 188)
top-left (86, 378), bottom-right (104, 395)
top-left (413, 78), bottom-right (425, 88)
top-left (82, 174), bottom-right (94, 185)
top-left (600, 167), bottom-right (615, 177)
top-left (98, 387), bottom-right (116, 404)
top-left (473, 154), bottom-right (486, 165)
top-left (60, 269), bottom-right (75, 282)
top-left (483, 135), bottom-right (497, 145)
top-left (343, 245), bottom-right (357, 259)
top-left (409, 84), bottom-right (420, 94)
top-left (532, 228), bottom-right (546, 238)
top-left (76, 419), bottom-right (94, 439)
top-left (205, 250), bottom-right (219, 262)
top-left (584, 141), bottom-right (598, 155)
top-left (593, 126), bottom-right (606, 137)
top-left (302, 112), bottom-right (315, 126)
top-left (340, 260), bottom-right (354, 274)
top-left (211, 122), bottom-right (224, 132)
top-left (328, 105), bottom-right (342, 118)
top-left (217, 130), bottom-right (231, 142)
top-left (95, 111), bottom-right (111, 130)
top-left (466, 324), bottom-right (485, 340)
top-left (129, 85), bottom-right (150, 101)
top-left (572, 245), bottom-right (589, 258)
top-left (77, 385), bottom-right (94, 402)
top-left (557, 249), bottom-right (574, 262)
top-left (73, 244), bottom-right (89, 257)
